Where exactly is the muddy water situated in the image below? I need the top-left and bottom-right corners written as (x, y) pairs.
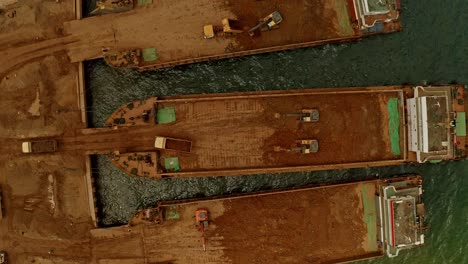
top-left (85, 0), bottom-right (468, 263)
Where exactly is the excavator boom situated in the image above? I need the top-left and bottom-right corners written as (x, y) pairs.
top-left (249, 11), bottom-right (283, 36)
top-left (196, 209), bottom-right (209, 252)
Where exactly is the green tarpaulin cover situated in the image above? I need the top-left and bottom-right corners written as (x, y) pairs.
top-left (387, 98), bottom-right (401, 156)
top-left (142, 47), bottom-right (158, 62)
top-left (164, 157), bottom-right (180, 171)
top-left (157, 107), bottom-right (176, 124)
top-left (456, 112), bottom-right (466, 136)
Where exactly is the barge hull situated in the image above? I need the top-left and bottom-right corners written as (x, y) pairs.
top-left (53, 85), bottom-right (466, 179)
top-left (63, 0), bottom-right (401, 69)
top-left (91, 176), bottom-right (424, 263)
top-left (97, 86), bottom-right (407, 178)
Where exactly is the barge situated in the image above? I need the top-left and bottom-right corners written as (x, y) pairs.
top-left (80, 85), bottom-right (467, 179)
top-left (91, 175), bottom-right (425, 263)
top-left (65, 0), bottom-right (402, 70)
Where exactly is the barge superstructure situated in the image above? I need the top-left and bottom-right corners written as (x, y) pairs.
top-left (64, 0), bottom-right (402, 70)
top-left (63, 85), bottom-right (467, 179)
top-left (90, 175), bottom-right (425, 263)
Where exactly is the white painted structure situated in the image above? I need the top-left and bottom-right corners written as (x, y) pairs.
top-left (352, 0), bottom-right (399, 29)
top-left (406, 86), bottom-right (454, 162)
top-left (379, 184), bottom-right (425, 258)
top-left (360, 0), bottom-right (393, 15)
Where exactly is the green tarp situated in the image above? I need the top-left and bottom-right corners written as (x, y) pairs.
top-left (335, 0), bottom-right (354, 36)
top-left (157, 107), bottom-right (176, 124)
top-left (387, 98), bottom-right (401, 156)
top-left (164, 157), bottom-right (180, 171)
top-left (165, 206), bottom-right (181, 220)
top-left (456, 112), bottom-right (466, 136)
top-left (361, 184), bottom-right (378, 252)
top-left (142, 47), bottom-right (158, 62)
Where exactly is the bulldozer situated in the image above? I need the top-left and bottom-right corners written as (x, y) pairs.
top-left (196, 209), bottom-right (209, 251)
top-left (275, 109), bottom-right (320, 122)
top-left (248, 11), bottom-right (283, 36)
top-left (274, 139), bottom-right (319, 154)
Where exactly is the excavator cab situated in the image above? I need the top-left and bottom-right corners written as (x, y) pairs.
top-left (265, 11), bottom-right (283, 28)
top-left (296, 139), bottom-right (319, 154)
top-left (299, 109), bottom-right (319, 122)
top-left (196, 209), bottom-right (209, 229)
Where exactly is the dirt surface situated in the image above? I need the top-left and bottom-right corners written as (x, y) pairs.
top-left (63, 0), bottom-right (349, 63)
top-left (0, 0), bottom-right (76, 77)
top-left (90, 182), bottom-right (381, 264)
top-left (62, 0), bottom-right (399, 69)
top-left (0, 0), bottom-right (400, 76)
top-left (213, 183), bottom-right (375, 264)
top-left (0, 0), bottom-right (95, 263)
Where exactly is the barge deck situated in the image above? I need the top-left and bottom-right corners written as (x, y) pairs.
top-left (53, 85), bottom-right (466, 179)
top-left (41, 85), bottom-right (468, 178)
top-left (63, 0), bottom-right (401, 70)
top-left (60, 86), bottom-right (407, 177)
top-left (90, 175), bottom-right (425, 263)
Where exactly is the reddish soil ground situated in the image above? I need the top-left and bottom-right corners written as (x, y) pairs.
top-left (0, 1), bottom-right (94, 263)
top-left (90, 182), bottom-right (381, 263)
top-left (212, 184), bottom-right (376, 263)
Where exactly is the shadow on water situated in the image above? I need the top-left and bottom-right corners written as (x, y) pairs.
top-left (84, 0), bottom-right (468, 263)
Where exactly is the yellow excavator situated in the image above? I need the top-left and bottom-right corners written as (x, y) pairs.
top-left (275, 109), bottom-right (320, 122)
top-left (248, 11), bottom-right (284, 36)
top-left (204, 11), bottom-right (283, 39)
top-left (274, 139), bottom-right (320, 154)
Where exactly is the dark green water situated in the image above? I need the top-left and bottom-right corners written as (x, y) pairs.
top-left (85, 0), bottom-right (468, 263)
